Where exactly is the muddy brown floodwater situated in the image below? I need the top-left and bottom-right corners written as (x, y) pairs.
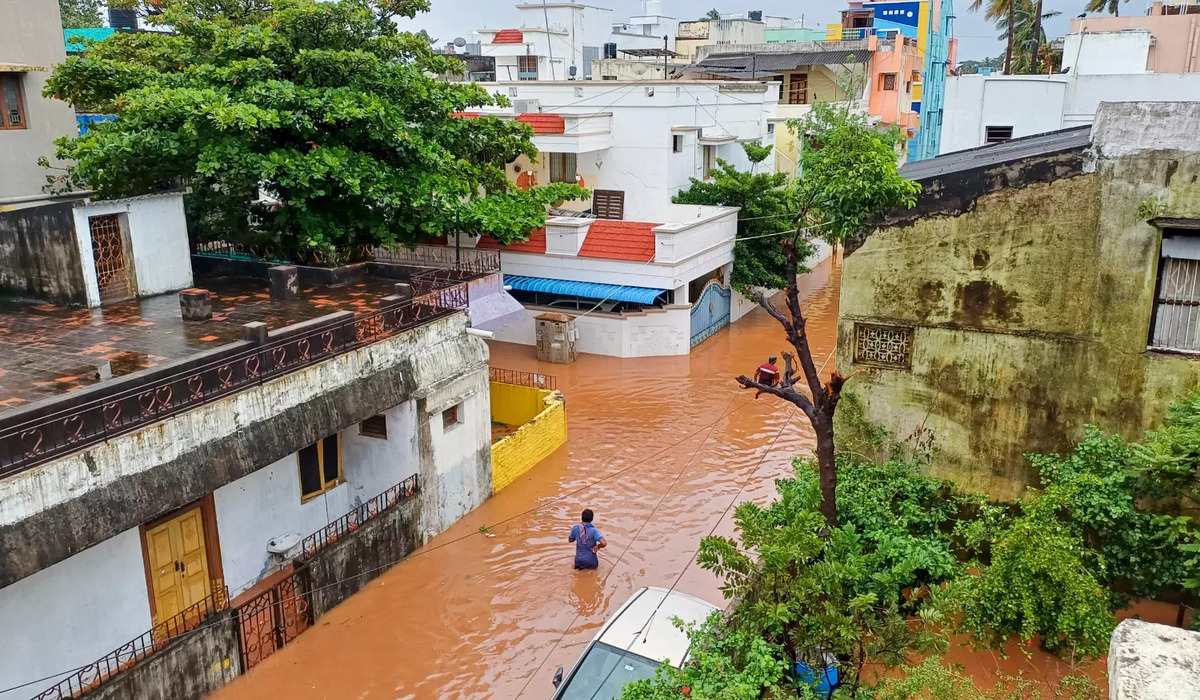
top-left (212, 258), bottom-right (1176, 700)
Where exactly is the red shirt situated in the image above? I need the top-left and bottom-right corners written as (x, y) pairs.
top-left (755, 363), bottom-right (779, 386)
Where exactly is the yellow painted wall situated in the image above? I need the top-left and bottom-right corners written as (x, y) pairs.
top-left (491, 381), bottom-right (548, 426)
top-left (491, 385), bottom-right (568, 492)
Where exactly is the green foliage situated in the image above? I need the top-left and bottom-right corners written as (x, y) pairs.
top-left (873, 657), bottom-right (1103, 700)
top-left (703, 8), bottom-right (721, 20)
top-left (672, 146), bottom-right (797, 292)
top-left (956, 514), bottom-right (1115, 659)
top-left (789, 100), bottom-right (920, 244)
top-left (59, 0), bottom-right (105, 29)
top-left (43, 0), bottom-right (584, 254)
top-left (956, 56), bottom-right (1004, 75)
top-left (992, 0), bottom-right (1061, 74)
top-left (620, 614), bottom-right (792, 700)
top-left (741, 140), bottom-right (774, 166)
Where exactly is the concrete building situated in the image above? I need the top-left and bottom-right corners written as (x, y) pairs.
top-left (0, 0), bottom-right (82, 202)
top-left (455, 80), bottom-right (792, 357)
top-left (683, 34), bottom-right (922, 169)
top-left (1067, 2), bottom-right (1200, 74)
top-left (941, 4), bottom-right (1200, 155)
top-left (475, 0), bottom-right (678, 82)
top-left (836, 102), bottom-right (1200, 499)
top-left (0, 247), bottom-right (493, 698)
top-left (676, 17), bottom-right (767, 60)
top-left (827, 0), bottom-right (957, 161)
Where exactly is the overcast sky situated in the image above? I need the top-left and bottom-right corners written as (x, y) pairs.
top-left (397, 0), bottom-right (1136, 61)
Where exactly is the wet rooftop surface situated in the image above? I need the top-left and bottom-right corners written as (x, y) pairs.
top-left (0, 276), bottom-right (399, 413)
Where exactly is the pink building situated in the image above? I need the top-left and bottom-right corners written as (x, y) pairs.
top-left (1068, 2), bottom-right (1200, 74)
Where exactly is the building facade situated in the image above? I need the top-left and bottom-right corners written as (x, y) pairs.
top-left (1067, 2), bottom-right (1200, 74)
top-left (0, 237), bottom-right (494, 697)
top-left (455, 80), bottom-right (788, 357)
top-left (0, 0), bottom-right (81, 202)
top-left (837, 102), bottom-right (1200, 499)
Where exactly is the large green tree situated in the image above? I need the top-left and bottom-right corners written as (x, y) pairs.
top-left (673, 143), bottom-right (795, 292)
top-left (737, 100), bottom-right (919, 526)
top-left (58, 0), bottom-right (105, 28)
top-left (1085, 0), bottom-right (1129, 16)
top-left (44, 0), bottom-right (583, 256)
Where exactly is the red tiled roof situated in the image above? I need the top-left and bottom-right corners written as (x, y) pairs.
top-left (451, 111), bottom-right (483, 119)
top-left (516, 113), bottom-right (566, 134)
top-left (492, 29), bottom-right (524, 44)
top-left (475, 228), bottom-right (547, 254)
top-left (578, 221), bottom-right (659, 262)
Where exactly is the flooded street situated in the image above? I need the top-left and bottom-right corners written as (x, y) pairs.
top-left (211, 258), bottom-right (1171, 699)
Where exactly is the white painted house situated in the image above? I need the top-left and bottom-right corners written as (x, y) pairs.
top-left (458, 79), bottom-right (784, 357)
top-left (476, 0), bottom-right (679, 82)
top-left (940, 25), bottom-right (1200, 154)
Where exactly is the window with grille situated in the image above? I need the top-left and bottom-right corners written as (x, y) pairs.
top-left (298, 434), bottom-right (342, 501)
top-left (0, 74), bottom-right (26, 129)
top-left (881, 73), bottom-right (897, 91)
top-left (853, 323), bottom-right (913, 369)
top-left (518, 55), bottom-right (538, 81)
top-left (787, 73), bottom-right (808, 105)
top-left (548, 152), bottom-right (577, 183)
top-left (1151, 232), bottom-right (1200, 353)
top-left (985, 126), bottom-right (1013, 144)
top-left (360, 415), bottom-right (388, 440)
top-left (442, 403), bottom-right (462, 430)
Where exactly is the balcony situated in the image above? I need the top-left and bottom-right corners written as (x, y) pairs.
top-left (528, 112), bottom-right (614, 154)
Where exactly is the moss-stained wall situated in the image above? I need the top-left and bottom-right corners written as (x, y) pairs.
top-left (838, 142), bottom-right (1200, 499)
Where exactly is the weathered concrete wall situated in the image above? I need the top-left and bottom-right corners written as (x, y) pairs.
top-left (0, 313), bottom-right (489, 587)
top-left (0, 202), bottom-right (88, 305)
top-left (838, 105), bottom-right (1200, 497)
top-left (303, 495), bottom-right (422, 618)
top-left (1108, 619), bottom-right (1200, 700)
top-left (491, 388), bottom-right (567, 492)
top-left (80, 613), bottom-right (242, 700)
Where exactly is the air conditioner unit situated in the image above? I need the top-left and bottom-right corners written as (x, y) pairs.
top-left (513, 99), bottom-right (542, 114)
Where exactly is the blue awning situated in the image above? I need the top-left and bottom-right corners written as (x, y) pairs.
top-left (504, 275), bottom-right (668, 305)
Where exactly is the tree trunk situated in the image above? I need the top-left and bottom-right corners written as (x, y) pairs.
top-left (735, 232), bottom-right (845, 528)
top-left (1004, 0), bottom-right (1016, 74)
top-left (1030, 0), bottom-right (1045, 74)
top-left (814, 413), bottom-right (837, 526)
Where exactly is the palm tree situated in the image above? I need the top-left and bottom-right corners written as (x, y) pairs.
top-left (1085, 0), bottom-right (1129, 16)
top-left (969, 0), bottom-right (1017, 74)
top-left (995, 0), bottom-right (1062, 73)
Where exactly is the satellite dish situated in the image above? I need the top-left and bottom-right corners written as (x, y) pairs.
top-left (454, 37), bottom-right (467, 47)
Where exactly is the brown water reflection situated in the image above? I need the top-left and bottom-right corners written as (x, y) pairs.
top-left (211, 256), bottom-right (1174, 700)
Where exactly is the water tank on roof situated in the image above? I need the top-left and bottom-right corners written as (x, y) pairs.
top-left (748, 10), bottom-right (763, 21)
top-left (643, 0), bottom-right (663, 16)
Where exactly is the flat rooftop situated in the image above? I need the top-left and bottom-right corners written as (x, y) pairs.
top-left (0, 275), bottom-right (398, 414)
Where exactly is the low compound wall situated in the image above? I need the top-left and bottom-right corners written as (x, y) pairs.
top-left (490, 384), bottom-right (567, 492)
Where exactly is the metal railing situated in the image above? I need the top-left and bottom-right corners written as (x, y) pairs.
top-left (33, 588), bottom-right (229, 699)
top-left (234, 565), bottom-right (312, 672)
top-left (301, 475), bottom-right (420, 558)
top-left (489, 367), bottom-right (557, 391)
top-left (0, 285), bottom-right (468, 481)
top-left (191, 241), bottom-right (375, 267)
top-left (372, 244), bottom-right (500, 274)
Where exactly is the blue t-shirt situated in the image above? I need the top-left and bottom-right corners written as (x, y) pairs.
top-left (570, 523), bottom-right (602, 569)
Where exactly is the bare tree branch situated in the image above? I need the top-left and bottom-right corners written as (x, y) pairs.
top-left (736, 375), bottom-right (817, 420)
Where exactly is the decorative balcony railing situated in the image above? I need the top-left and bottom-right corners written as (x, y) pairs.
top-left (489, 367), bottom-right (557, 391)
top-left (0, 286), bottom-right (468, 481)
top-left (301, 475), bottom-right (420, 558)
top-left (32, 588), bottom-right (229, 700)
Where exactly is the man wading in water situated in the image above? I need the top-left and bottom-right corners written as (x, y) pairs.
top-left (569, 509), bottom-right (607, 570)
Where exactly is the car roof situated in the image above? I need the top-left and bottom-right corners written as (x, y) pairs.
top-left (595, 588), bottom-right (721, 668)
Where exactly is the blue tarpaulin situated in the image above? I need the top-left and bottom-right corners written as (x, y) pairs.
top-left (63, 27), bottom-right (115, 53)
top-left (503, 275), bottom-right (667, 305)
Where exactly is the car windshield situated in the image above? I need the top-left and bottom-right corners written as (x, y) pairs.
top-left (557, 642), bottom-right (662, 700)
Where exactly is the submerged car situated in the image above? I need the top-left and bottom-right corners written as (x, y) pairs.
top-left (550, 587), bottom-right (721, 700)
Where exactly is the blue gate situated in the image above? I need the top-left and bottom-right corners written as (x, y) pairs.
top-left (690, 281), bottom-right (732, 348)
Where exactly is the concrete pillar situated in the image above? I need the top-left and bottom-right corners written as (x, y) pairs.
top-left (674, 283), bottom-right (690, 305)
top-left (393, 283), bottom-right (414, 302)
top-left (179, 288), bottom-right (212, 321)
top-left (268, 265), bottom-right (300, 301)
top-left (242, 321), bottom-right (268, 344)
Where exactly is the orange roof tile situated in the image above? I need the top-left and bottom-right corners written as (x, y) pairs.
top-left (475, 228), bottom-right (547, 254)
top-left (451, 111), bottom-right (483, 119)
top-left (516, 113), bottom-right (566, 134)
top-left (492, 29), bottom-right (524, 44)
top-left (578, 221), bottom-right (658, 262)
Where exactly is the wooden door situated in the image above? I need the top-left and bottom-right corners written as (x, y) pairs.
top-left (145, 507), bottom-right (212, 626)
